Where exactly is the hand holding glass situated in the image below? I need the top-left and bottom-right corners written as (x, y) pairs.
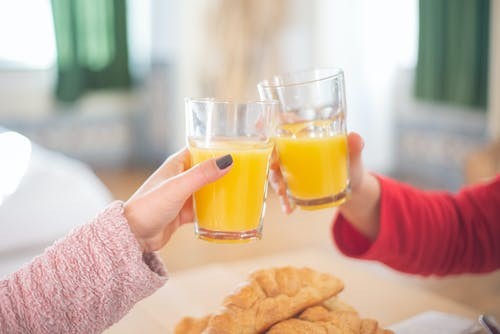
top-left (258, 68), bottom-right (350, 210)
top-left (185, 99), bottom-right (277, 243)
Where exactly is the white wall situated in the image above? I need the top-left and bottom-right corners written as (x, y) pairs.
top-left (312, 0), bottom-right (418, 173)
top-left (174, 0), bottom-right (206, 152)
top-left (175, 0), bottom-right (315, 152)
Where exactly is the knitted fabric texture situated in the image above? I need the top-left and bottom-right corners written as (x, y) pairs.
top-left (0, 201), bottom-right (168, 333)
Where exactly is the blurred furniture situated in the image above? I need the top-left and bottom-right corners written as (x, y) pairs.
top-left (2, 93), bottom-right (135, 169)
top-left (0, 129), bottom-right (112, 278)
top-left (94, 168), bottom-right (150, 201)
top-left (1, 80), bottom-right (173, 169)
top-left (104, 246), bottom-right (478, 334)
top-left (393, 69), bottom-right (488, 191)
top-left (465, 140), bottom-right (500, 184)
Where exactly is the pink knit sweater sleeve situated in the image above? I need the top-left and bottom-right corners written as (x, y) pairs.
top-left (0, 201), bottom-right (168, 334)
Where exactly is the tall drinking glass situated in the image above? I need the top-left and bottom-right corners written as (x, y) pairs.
top-left (185, 98), bottom-right (277, 243)
top-left (258, 68), bottom-right (349, 210)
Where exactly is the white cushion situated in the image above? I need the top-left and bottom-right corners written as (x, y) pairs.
top-left (0, 130), bottom-right (112, 277)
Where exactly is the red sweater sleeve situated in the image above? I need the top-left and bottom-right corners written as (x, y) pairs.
top-left (333, 174), bottom-right (500, 276)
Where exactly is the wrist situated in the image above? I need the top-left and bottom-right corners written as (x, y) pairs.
top-left (123, 200), bottom-right (149, 253)
top-left (346, 170), bottom-right (372, 201)
top-left (340, 172), bottom-right (381, 240)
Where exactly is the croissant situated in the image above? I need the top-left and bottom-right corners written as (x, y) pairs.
top-left (204, 267), bottom-right (344, 334)
top-left (175, 267), bottom-right (343, 334)
top-left (174, 316), bottom-right (211, 334)
top-left (267, 305), bottom-right (393, 334)
top-left (174, 267), bottom-right (393, 334)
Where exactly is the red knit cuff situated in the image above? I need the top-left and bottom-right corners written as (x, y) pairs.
top-left (332, 213), bottom-right (373, 257)
top-left (332, 174), bottom-right (388, 259)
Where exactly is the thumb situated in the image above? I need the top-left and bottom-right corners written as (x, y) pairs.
top-left (347, 132), bottom-right (365, 190)
top-left (348, 132), bottom-right (364, 166)
top-left (159, 154), bottom-right (233, 203)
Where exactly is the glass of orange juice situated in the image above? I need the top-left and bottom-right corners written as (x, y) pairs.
top-left (258, 68), bottom-right (349, 210)
top-left (185, 98), bottom-right (277, 243)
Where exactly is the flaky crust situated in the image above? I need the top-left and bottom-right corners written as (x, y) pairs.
top-left (266, 305), bottom-right (393, 334)
top-left (322, 297), bottom-right (357, 313)
top-left (174, 267), bottom-right (392, 334)
top-left (174, 315), bottom-right (211, 334)
top-left (265, 318), bottom-right (330, 334)
top-left (204, 267), bottom-right (344, 334)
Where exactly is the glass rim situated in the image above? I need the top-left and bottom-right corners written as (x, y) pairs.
top-left (185, 97), bottom-right (280, 106)
top-left (257, 68), bottom-right (344, 89)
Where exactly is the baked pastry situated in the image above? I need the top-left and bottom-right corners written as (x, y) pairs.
top-left (267, 305), bottom-right (360, 334)
top-left (266, 305), bottom-right (393, 334)
top-left (204, 267), bottom-right (344, 334)
top-left (265, 318), bottom-right (330, 333)
top-left (322, 297), bottom-right (357, 313)
top-left (174, 315), bottom-right (211, 334)
top-left (359, 318), bottom-right (391, 334)
top-left (174, 267), bottom-right (392, 334)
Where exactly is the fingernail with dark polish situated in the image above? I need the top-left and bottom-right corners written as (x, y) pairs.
top-left (216, 154), bottom-right (233, 170)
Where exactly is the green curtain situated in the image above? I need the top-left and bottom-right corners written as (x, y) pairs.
top-left (51, 0), bottom-right (131, 102)
top-left (415, 0), bottom-right (490, 108)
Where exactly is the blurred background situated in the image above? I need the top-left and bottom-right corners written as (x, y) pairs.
top-left (1, 0), bottom-right (499, 319)
top-left (1, 0), bottom-right (497, 190)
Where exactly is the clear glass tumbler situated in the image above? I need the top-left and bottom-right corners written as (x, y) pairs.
top-left (258, 68), bottom-right (349, 210)
top-left (185, 98), bottom-right (278, 243)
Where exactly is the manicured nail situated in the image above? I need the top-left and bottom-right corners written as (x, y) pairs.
top-left (216, 154), bottom-right (233, 170)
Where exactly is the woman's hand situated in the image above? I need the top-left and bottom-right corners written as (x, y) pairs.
top-left (124, 149), bottom-right (233, 252)
top-left (336, 132), bottom-right (381, 240)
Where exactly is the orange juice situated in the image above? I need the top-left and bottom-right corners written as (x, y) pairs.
top-left (274, 121), bottom-right (349, 208)
top-left (189, 139), bottom-right (273, 242)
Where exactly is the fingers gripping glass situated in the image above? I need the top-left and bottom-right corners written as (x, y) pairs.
top-left (185, 98), bottom-right (278, 243)
top-left (258, 68), bottom-right (350, 210)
